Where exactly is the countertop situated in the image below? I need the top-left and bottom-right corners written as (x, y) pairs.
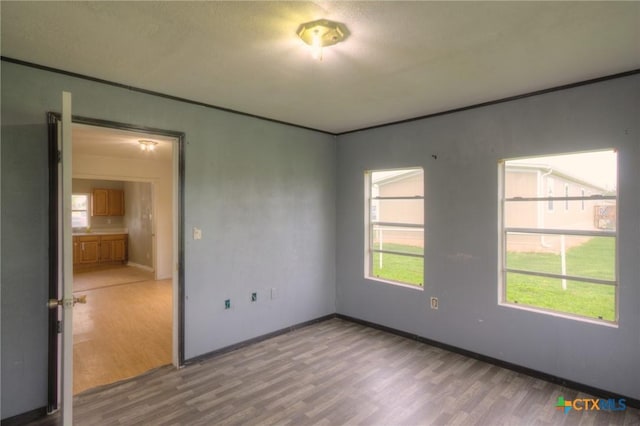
top-left (73, 229), bottom-right (128, 236)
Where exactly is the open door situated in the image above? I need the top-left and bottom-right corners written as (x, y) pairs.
top-left (47, 92), bottom-right (80, 425)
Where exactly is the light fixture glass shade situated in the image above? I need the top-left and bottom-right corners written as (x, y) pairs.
top-left (138, 140), bottom-right (158, 152)
top-left (297, 19), bottom-right (348, 60)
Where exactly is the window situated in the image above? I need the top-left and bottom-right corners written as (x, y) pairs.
top-left (564, 184), bottom-right (570, 211)
top-left (71, 194), bottom-right (90, 228)
top-left (547, 177), bottom-right (554, 211)
top-left (365, 168), bottom-right (424, 288)
top-left (500, 150), bottom-right (617, 323)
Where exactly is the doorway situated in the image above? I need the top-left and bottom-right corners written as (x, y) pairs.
top-left (47, 114), bottom-right (185, 410)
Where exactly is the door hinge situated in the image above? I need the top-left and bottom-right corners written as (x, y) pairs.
top-left (56, 320), bottom-right (62, 334)
top-left (57, 150), bottom-right (62, 163)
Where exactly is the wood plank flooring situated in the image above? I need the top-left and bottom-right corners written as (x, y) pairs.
top-left (73, 265), bottom-right (154, 292)
top-left (30, 318), bottom-right (638, 425)
top-left (73, 267), bottom-right (172, 394)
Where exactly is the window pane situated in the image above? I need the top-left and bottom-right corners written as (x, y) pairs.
top-left (506, 234), bottom-right (615, 281)
top-left (372, 252), bottom-right (423, 287)
top-left (372, 199), bottom-right (423, 224)
top-left (504, 200), bottom-right (616, 231)
top-left (371, 169), bottom-right (423, 197)
top-left (505, 272), bottom-right (615, 321)
top-left (72, 211), bottom-right (88, 228)
top-left (371, 225), bottom-right (423, 255)
top-left (71, 194), bottom-right (88, 210)
top-left (505, 150), bottom-right (617, 198)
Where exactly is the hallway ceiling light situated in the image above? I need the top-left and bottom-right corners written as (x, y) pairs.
top-left (296, 19), bottom-right (349, 61)
top-left (138, 139), bottom-right (158, 152)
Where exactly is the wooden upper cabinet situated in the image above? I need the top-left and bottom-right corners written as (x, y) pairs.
top-left (92, 189), bottom-right (109, 216)
top-left (92, 188), bottom-right (124, 216)
top-left (108, 189), bottom-right (124, 216)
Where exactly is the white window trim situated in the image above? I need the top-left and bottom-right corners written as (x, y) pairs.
top-left (364, 168), bottom-right (425, 290)
top-left (498, 156), bottom-right (618, 325)
top-left (72, 193), bottom-right (91, 229)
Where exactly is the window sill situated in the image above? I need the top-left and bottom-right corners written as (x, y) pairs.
top-left (365, 276), bottom-right (424, 291)
top-left (499, 301), bottom-right (618, 328)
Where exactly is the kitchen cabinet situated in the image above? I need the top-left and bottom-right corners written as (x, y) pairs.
top-left (99, 234), bottom-right (127, 263)
top-left (76, 235), bottom-right (100, 264)
top-left (73, 237), bottom-right (81, 265)
top-left (73, 234), bottom-right (128, 269)
top-left (107, 190), bottom-right (124, 216)
top-left (92, 189), bottom-right (124, 216)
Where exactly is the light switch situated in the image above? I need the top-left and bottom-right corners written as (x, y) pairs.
top-left (193, 227), bottom-right (202, 240)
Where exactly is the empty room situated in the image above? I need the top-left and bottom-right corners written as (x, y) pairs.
top-left (1, 2), bottom-right (639, 425)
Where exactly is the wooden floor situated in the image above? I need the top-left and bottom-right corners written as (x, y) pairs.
top-left (73, 266), bottom-right (172, 394)
top-left (32, 318), bottom-right (638, 425)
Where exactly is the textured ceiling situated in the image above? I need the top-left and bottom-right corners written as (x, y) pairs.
top-left (2, 1), bottom-right (639, 134)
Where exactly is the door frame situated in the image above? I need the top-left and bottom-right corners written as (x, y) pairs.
top-left (47, 112), bottom-right (186, 411)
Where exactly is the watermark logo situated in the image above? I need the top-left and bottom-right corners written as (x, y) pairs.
top-left (555, 396), bottom-right (626, 414)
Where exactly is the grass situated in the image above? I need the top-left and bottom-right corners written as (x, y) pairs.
top-left (507, 236), bottom-right (615, 280)
top-left (506, 237), bottom-right (616, 321)
top-left (371, 243), bottom-right (423, 287)
top-left (370, 238), bottom-right (616, 320)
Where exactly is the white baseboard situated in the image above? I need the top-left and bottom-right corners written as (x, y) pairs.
top-left (127, 262), bottom-right (154, 272)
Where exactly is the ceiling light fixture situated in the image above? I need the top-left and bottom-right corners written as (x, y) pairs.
top-left (296, 19), bottom-right (349, 61)
top-left (138, 139), bottom-right (158, 152)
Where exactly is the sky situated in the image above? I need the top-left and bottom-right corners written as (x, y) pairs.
top-left (507, 150), bottom-right (617, 190)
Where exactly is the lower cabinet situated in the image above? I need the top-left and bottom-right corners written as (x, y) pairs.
top-left (76, 236), bottom-right (99, 264)
top-left (73, 234), bottom-right (128, 268)
top-left (100, 235), bottom-right (127, 263)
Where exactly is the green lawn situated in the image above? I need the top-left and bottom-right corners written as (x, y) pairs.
top-left (372, 243), bottom-right (423, 287)
top-left (506, 237), bottom-right (616, 321)
top-left (370, 238), bottom-right (616, 321)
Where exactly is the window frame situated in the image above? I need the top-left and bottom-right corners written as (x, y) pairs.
top-left (364, 167), bottom-right (425, 290)
top-left (71, 193), bottom-right (91, 229)
top-left (498, 151), bottom-right (618, 325)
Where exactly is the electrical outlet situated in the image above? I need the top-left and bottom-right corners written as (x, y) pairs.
top-left (430, 297), bottom-right (439, 310)
top-left (251, 292), bottom-right (257, 302)
top-left (193, 227), bottom-right (202, 240)
top-left (224, 299), bottom-right (231, 309)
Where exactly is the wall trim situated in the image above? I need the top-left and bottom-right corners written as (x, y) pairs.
top-left (184, 314), bottom-right (336, 365)
top-left (336, 314), bottom-right (639, 409)
top-left (0, 407), bottom-right (48, 426)
top-left (2, 56), bottom-right (638, 137)
top-left (127, 262), bottom-right (154, 272)
top-left (6, 313), bottom-right (638, 422)
top-left (337, 69), bottom-right (640, 135)
top-left (0, 56), bottom-right (333, 136)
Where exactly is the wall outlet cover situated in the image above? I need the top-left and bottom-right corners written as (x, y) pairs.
top-left (193, 227), bottom-right (202, 240)
top-left (430, 297), bottom-right (439, 310)
top-left (224, 299), bottom-right (231, 309)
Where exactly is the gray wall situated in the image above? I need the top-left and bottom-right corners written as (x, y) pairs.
top-left (0, 61), bottom-right (336, 419)
top-left (124, 181), bottom-right (153, 268)
top-left (336, 74), bottom-right (640, 400)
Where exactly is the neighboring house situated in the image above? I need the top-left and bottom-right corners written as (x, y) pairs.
top-left (505, 163), bottom-right (615, 253)
top-left (371, 169), bottom-right (423, 248)
top-left (371, 165), bottom-right (615, 253)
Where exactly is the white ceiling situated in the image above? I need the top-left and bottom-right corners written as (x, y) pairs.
top-left (2, 1), bottom-right (639, 134)
top-left (73, 124), bottom-right (175, 162)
